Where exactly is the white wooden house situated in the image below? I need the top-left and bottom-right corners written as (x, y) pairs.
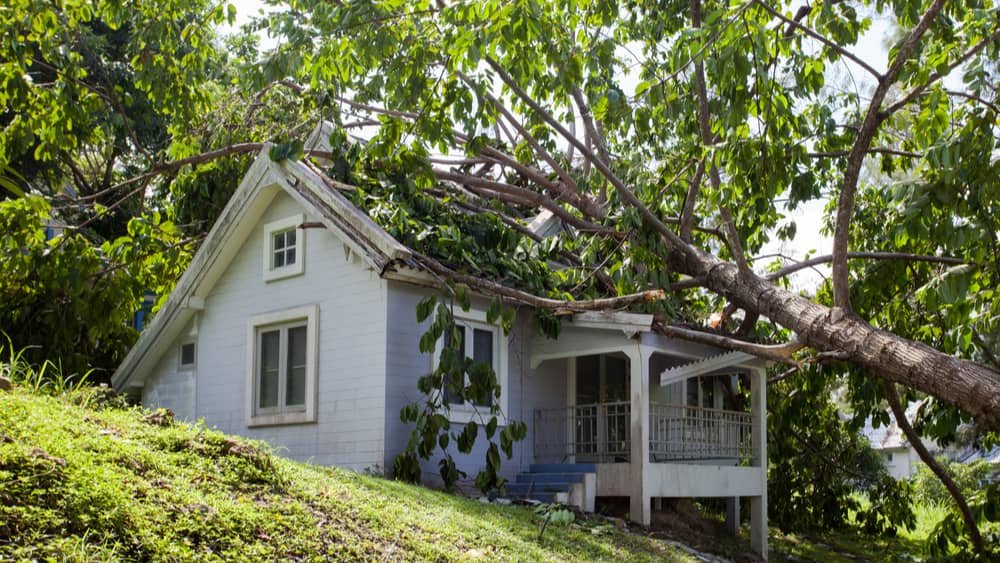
top-left (112, 134), bottom-right (770, 557)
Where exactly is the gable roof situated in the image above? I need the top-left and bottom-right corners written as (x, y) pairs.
top-left (861, 401), bottom-right (924, 451)
top-left (112, 124), bottom-right (771, 392)
top-left (112, 148), bottom-right (414, 391)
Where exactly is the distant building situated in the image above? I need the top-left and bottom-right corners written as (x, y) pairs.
top-left (862, 402), bottom-right (937, 480)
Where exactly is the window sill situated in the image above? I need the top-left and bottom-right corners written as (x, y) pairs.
top-left (263, 266), bottom-right (304, 283)
top-left (247, 411), bottom-right (316, 427)
top-left (446, 406), bottom-right (507, 426)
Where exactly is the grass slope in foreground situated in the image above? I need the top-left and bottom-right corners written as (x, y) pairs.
top-left (0, 388), bottom-right (693, 561)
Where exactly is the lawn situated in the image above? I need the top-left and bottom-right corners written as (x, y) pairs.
top-left (768, 495), bottom-right (951, 561)
top-left (0, 385), bottom-right (696, 561)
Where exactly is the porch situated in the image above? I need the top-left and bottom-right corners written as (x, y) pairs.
top-left (534, 401), bottom-right (754, 464)
top-left (526, 313), bottom-right (768, 558)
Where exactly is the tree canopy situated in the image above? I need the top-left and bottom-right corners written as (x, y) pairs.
top-left (253, 0), bottom-right (1000, 429)
top-left (2, 0), bottom-right (1000, 553)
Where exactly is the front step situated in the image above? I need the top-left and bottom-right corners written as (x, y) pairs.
top-left (509, 463), bottom-right (597, 512)
top-left (515, 472), bottom-right (585, 484)
top-left (529, 463), bottom-right (597, 473)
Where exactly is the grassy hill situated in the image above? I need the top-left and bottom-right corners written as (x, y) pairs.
top-left (0, 386), bottom-right (695, 561)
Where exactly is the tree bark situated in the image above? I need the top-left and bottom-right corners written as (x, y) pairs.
top-left (677, 250), bottom-right (1000, 431)
top-left (883, 382), bottom-right (984, 555)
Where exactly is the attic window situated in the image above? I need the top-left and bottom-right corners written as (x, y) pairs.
top-left (262, 214), bottom-right (305, 282)
top-left (179, 342), bottom-right (196, 369)
top-left (272, 229), bottom-right (296, 268)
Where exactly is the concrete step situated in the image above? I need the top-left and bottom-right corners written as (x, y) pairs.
top-left (528, 463), bottom-right (597, 474)
top-left (516, 472), bottom-right (585, 484)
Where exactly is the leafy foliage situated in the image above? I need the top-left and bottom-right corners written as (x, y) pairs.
top-left (768, 367), bottom-right (915, 535)
top-left (927, 483), bottom-right (1000, 558)
top-left (913, 458), bottom-right (993, 506)
top-left (0, 196), bottom-right (192, 382)
top-left (394, 292), bottom-right (527, 493)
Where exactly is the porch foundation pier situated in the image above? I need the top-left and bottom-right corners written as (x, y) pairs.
top-left (750, 367), bottom-right (768, 559)
top-left (628, 349), bottom-right (650, 526)
top-left (726, 497), bottom-right (740, 535)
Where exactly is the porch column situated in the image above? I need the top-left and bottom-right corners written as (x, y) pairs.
top-left (627, 347), bottom-right (650, 526)
top-left (750, 367), bottom-right (768, 559)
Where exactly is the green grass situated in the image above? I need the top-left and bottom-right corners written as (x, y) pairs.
top-left (0, 387), bottom-right (696, 561)
top-left (768, 494), bottom-right (952, 561)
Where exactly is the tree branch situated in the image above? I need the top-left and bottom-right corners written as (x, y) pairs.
top-left (752, 0), bottom-right (881, 79)
top-left (883, 382), bottom-right (984, 555)
top-left (431, 168), bottom-right (620, 238)
top-left (72, 143), bottom-right (266, 203)
top-left (680, 160), bottom-right (706, 242)
top-left (831, 0), bottom-right (946, 311)
top-left (764, 251), bottom-right (967, 280)
top-left (454, 70), bottom-right (603, 219)
top-left (412, 253), bottom-right (664, 312)
top-left (884, 29), bottom-right (1000, 117)
top-left (808, 147), bottom-right (923, 159)
top-left (483, 56), bottom-right (695, 258)
top-left (692, 0), bottom-right (750, 273)
top-left (653, 322), bottom-right (802, 364)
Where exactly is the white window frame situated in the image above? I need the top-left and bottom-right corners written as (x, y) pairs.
top-left (245, 304), bottom-right (319, 427)
top-left (431, 309), bottom-right (509, 424)
top-left (262, 214), bottom-right (305, 282)
top-left (178, 341), bottom-right (196, 370)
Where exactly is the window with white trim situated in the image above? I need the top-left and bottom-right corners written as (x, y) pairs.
top-left (434, 311), bottom-right (508, 422)
top-left (246, 305), bottom-right (318, 426)
top-left (262, 215), bottom-right (305, 282)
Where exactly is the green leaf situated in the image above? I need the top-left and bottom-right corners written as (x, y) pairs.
top-left (416, 296), bottom-right (436, 323)
top-left (455, 284), bottom-right (470, 311)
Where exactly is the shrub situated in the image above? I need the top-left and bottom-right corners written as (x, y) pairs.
top-left (912, 457), bottom-right (991, 506)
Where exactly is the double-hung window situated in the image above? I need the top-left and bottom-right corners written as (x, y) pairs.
top-left (434, 311), bottom-right (508, 423)
top-left (443, 324), bottom-right (496, 407)
top-left (246, 305), bottom-right (318, 426)
top-left (262, 215), bottom-right (305, 282)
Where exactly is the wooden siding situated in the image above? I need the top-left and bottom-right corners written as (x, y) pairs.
top-left (144, 192), bottom-right (389, 471)
top-left (142, 318), bottom-right (197, 421)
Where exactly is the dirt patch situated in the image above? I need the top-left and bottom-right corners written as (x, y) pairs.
top-left (642, 499), bottom-right (762, 562)
top-left (141, 408), bottom-right (174, 427)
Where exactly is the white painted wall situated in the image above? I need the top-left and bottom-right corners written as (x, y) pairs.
top-left (143, 191), bottom-right (389, 471)
top-left (882, 447), bottom-right (921, 480)
top-left (141, 318), bottom-right (197, 421)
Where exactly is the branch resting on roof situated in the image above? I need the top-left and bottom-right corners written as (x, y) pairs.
top-left (411, 253), bottom-right (665, 312)
top-left (653, 322), bottom-right (803, 364)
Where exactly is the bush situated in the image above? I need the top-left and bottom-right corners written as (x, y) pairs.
top-left (912, 457), bottom-right (991, 506)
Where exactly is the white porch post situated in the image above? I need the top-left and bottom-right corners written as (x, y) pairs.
top-left (750, 367), bottom-right (768, 559)
top-left (627, 347), bottom-right (650, 526)
top-left (566, 357), bottom-right (577, 463)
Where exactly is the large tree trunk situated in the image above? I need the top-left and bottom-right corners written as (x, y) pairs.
top-left (679, 251), bottom-right (1000, 431)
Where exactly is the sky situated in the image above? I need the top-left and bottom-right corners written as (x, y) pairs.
top-left (218, 0), bottom-right (909, 293)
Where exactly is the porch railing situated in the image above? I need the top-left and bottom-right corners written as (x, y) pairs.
top-left (533, 402), bottom-right (753, 464)
top-left (649, 402), bottom-right (752, 462)
top-left (533, 401), bottom-right (631, 463)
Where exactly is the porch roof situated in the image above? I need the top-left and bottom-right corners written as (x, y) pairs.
top-left (658, 351), bottom-right (761, 386)
top-left (529, 312), bottom-right (763, 369)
